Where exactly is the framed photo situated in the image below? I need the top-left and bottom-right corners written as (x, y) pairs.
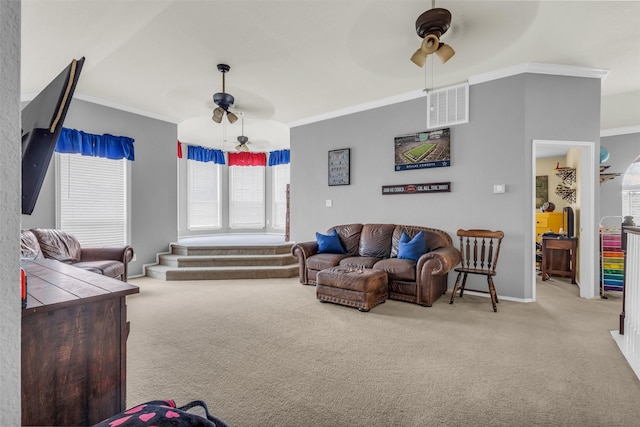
top-left (328, 148), bottom-right (350, 186)
top-left (536, 176), bottom-right (548, 208)
top-left (394, 128), bottom-right (450, 171)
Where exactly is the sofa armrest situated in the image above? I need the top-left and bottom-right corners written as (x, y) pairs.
top-left (291, 241), bottom-right (319, 284)
top-left (417, 246), bottom-right (461, 277)
top-left (80, 246), bottom-right (134, 264)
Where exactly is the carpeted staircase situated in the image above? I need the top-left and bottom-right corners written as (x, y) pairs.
top-left (145, 242), bottom-right (299, 280)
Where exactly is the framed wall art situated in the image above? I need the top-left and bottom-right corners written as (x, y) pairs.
top-left (394, 127), bottom-right (450, 171)
top-left (536, 175), bottom-right (548, 208)
top-left (328, 148), bottom-right (350, 186)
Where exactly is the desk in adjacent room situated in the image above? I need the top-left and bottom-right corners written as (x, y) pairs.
top-left (541, 236), bottom-right (578, 284)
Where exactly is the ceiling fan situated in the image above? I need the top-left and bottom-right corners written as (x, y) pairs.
top-left (212, 64), bottom-right (238, 124)
top-left (410, 5), bottom-right (455, 67)
top-left (236, 113), bottom-right (250, 152)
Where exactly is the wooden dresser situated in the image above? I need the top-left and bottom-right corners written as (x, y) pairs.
top-left (21, 259), bottom-right (139, 426)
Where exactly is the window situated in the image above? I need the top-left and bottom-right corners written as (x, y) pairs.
top-left (622, 155), bottom-right (640, 222)
top-left (57, 153), bottom-right (128, 246)
top-left (188, 160), bottom-right (221, 230)
top-left (229, 165), bottom-right (265, 229)
top-left (272, 164), bottom-right (290, 229)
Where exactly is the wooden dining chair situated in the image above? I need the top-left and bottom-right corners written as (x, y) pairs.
top-left (450, 229), bottom-right (504, 312)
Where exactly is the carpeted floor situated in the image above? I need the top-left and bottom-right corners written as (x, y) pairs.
top-left (125, 275), bottom-right (640, 427)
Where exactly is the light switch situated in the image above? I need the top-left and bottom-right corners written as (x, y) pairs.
top-left (493, 184), bottom-right (506, 194)
top-left (326, 199), bottom-right (332, 207)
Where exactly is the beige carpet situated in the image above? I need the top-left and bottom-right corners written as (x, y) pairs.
top-left (125, 275), bottom-right (640, 427)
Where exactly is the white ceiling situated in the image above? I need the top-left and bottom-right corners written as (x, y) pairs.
top-left (20, 1), bottom-right (640, 152)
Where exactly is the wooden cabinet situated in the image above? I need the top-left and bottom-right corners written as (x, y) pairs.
top-left (541, 236), bottom-right (578, 284)
top-left (21, 259), bottom-right (139, 426)
top-left (536, 212), bottom-right (564, 241)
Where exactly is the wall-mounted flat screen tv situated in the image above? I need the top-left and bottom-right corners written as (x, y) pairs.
top-left (21, 57), bottom-right (84, 215)
top-left (394, 127), bottom-right (450, 171)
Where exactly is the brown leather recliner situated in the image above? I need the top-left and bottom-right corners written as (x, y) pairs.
top-left (291, 223), bottom-right (461, 307)
top-left (21, 228), bottom-right (134, 281)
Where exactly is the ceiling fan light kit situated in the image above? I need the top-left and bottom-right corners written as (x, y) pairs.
top-left (235, 113), bottom-right (251, 151)
top-left (410, 7), bottom-right (455, 67)
top-left (211, 63), bottom-right (238, 123)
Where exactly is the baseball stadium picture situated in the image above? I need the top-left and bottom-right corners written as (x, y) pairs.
top-left (394, 128), bottom-right (450, 171)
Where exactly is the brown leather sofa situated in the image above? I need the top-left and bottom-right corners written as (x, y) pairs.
top-left (21, 228), bottom-right (134, 281)
top-left (291, 223), bottom-right (461, 307)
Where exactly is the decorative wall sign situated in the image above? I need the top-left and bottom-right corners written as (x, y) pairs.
top-left (394, 128), bottom-right (450, 171)
top-left (382, 182), bottom-right (451, 195)
top-left (328, 148), bottom-right (350, 186)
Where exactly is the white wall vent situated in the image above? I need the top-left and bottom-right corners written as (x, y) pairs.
top-left (427, 82), bottom-right (469, 129)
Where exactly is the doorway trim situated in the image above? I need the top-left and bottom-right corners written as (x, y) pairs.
top-left (532, 139), bottom-right (598, 300)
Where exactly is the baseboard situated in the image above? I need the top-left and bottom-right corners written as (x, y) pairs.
top-left (455, 289), bottom-right (534, 303)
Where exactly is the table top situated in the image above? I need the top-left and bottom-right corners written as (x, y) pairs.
top-left (542, 235), bottom-right (578, 241)
top-left (21, 258), bottom-right (139, 315)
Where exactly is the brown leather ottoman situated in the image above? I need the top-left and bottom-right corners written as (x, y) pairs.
top-left (316, 267), bottom-right (388, 312)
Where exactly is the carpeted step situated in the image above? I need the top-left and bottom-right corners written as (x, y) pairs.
top-left (170, 243), bottom-right (294, 256)
top-left (145, 264), bottom-right (299, 281)
top-left (146, 241), bottom-right (300, 281)
top-left (158, 253), bottom-right (298, 268)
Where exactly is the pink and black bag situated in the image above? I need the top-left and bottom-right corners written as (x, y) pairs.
top-left (93, 399), bottom-right (229, 427)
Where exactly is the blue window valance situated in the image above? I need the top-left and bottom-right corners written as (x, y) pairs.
top-left (187, 145), bottom-right (226, 165)
top-left (56, 127), bottom-right (135, 161)
top-left (268, 149), bottom-right (290, 166)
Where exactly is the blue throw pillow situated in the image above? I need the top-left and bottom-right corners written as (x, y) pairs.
top-left (398, 231), bottom-right (427, 261)
top-left (316, 230), bottom-right (345, 254)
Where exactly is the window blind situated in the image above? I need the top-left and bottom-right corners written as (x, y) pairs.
top-left (188, 160), bottom-right (221, 229)
top-left (57, 153), bottom-right (127, 246)
top-left (229, 165), bottom-right (265, 229)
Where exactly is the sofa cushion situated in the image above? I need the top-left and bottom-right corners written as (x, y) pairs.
top-left (391, 226), bottom-right (448, 258)
top-left (358, 224), bottom-right (396, 258)
top-left (20, 229), bottom-right (44, 260)
top-left (398, 231), bottom-right (427, 261)
top-left (30, 228), bottom-right (82, 263)
top-left (307, 253), bottom-right (351, 271)
top-left (316, 230), bottom-right (345, 254)
top-left (339, 256), bottom-right (382, 269)
top-left (73, 260), bottom-right (125, 279)
top-left (329, 224), bottom-right (363, 255)
top-left (373, 258), bottom-right (417, 281)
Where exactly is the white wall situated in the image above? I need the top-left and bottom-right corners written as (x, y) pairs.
top-left (0, 0), bottom-right (22, 423)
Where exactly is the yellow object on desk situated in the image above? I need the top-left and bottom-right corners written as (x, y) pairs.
top-left (536, 211), bottom-right (564, 241)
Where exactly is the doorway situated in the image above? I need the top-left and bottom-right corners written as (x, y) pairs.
top-left (532, 140), bottom-right (598, 301)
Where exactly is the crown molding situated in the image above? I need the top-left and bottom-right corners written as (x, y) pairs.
top-left (289, 63), bottom-right (610, 128)
top-left (287, 89), bottom-right (426, 128)
top-left (468, 63), bottom-right (610, 86)
top-left (601, 125), bottom-right (640, 137)
top-left (21, 92), bottom-right (182, 124)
